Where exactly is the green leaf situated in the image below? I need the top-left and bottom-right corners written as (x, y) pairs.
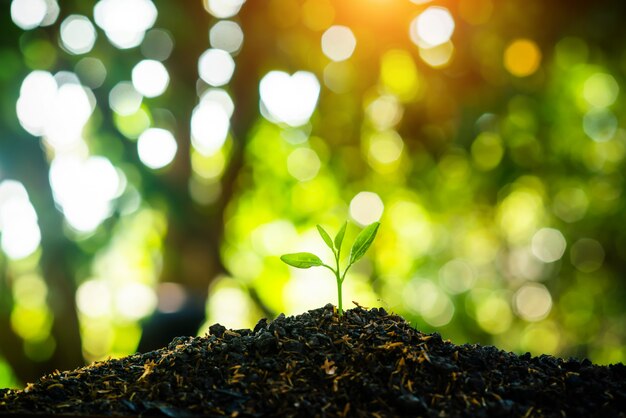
top-left (316, 225), bottom-right (334, 251)
top-left (334, 221), bottom-right (347, 251)
top-left (349, 222), bottom-right (380, 265)
top-left (280, 252), bottom-right (324, 269)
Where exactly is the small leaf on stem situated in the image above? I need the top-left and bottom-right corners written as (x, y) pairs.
top-left (316, 225), bottom-right (334, 251)
top-left (334, 221), bottom-right (347, 251)
top-left (280, 252), bottom-right (324, 269)
top-left (349, 222), bottom-right (380, 265)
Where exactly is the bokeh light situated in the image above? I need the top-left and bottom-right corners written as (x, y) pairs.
top-left (75, 57), bottom-right (107, 89)
top-left (552, 187), bottom-right (588, 223)
top-left (570, 238), bottom-right (604, 273)
top-left (16, 70), bottom-right (58, 137)
top-left (16, 71), bottom-right (95, 150)
top-left (583, 109), bottom-right (617, 142)
top-left (10, 0), bottom-right (48, 30)
top-left (513, 283), bottom-right (552, 322)
top-left (191, 101), bottom-right (230, 156)
top-left (321, 26), bottom-right (357, 62)
top-left (94, 0), bottom-right (158, 49)
top-left (404, 280), bottom-right (455, 327)
top-left (49, 156), bottom-right (122, 232)
top-left (141, 29), bottom-right (174, 61)
top-left (287, 148), bottom-right (321, 181)
top-left (0, 181), bottom-right (41, 260)
top-left (137, 128), bottom-right (178, 169)
top-left (418, 41), bottom-right (454, 68)
top-left (203, 0), bottom-right (245, 19)
top-left (439, 259), bottom-right (475, 294)
top-left (504, 39), bottom-right (541, 77)
top-left (60, 15), bottom-right (97, 55)
top-left (259, 71), bottom-right (320, 127)
top-left (531, 228), bottom-right (566, 263)
top-left (132, 59), bottom-right (169, 98)
top-left (583, 73), bottom-right (619, 109)
top-left (210, 21), bottom-right (244, 54)
top-left (109, 81), bottom-right (142, 116)
top-left (410, 7), bottom-right (455, 48)
top-left (198, 48), bottom-right (236, 87)
top-left (380, 50), bottom-right (421, 101)
top-left (349, 192), bottom-right (384, 226)
top-left (76, 279), bottom-right (112, 318)
top-left (200, 88), bottom-right (235, 118)
top-left (114, 282), bottom-right (157, 320)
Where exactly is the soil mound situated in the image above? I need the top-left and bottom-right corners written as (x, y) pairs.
top-left (1, 304), bottom-right (625, 417)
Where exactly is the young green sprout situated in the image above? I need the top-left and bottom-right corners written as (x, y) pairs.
top-left (280, 221), bottom-right (380, 316)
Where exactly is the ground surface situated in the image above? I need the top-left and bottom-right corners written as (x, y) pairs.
top-left (0, 304), bottom-right (625, 417)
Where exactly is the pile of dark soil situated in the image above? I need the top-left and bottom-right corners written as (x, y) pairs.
top-left (1, 304), bottom-right (625, 417)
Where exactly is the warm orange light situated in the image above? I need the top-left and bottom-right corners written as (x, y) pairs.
top-left (504, 39), bottom-right (542, 77)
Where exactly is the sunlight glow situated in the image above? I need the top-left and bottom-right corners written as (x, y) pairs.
top-left (11, 0), bottom-right (47, 30)
top-left (198, 48), bottom-right (236, 87)
top-left (210, 20), bottom-right (244, 54)
top-left (321, 26), bottom-right (357, 62)
top-left (410, 7), bottom-right (455, 48)
top-left (137, 128), bottom-right (177, 169)
top-left (0, 181), bottom-right (41, 260)
top-left (259, 71), bottom-right (320, 127)
top-left (94, 0), bottom-right (157, 49)
top-left (349, 191), bottom-right (384, 226)
top-left (132, 59), bottom-right (169, 98)
top-left (60, 15), bottom-right (97, 55)
top-left (191, 101), bottom-right (230, 156)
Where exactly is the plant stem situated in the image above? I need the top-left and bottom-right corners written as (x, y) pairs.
top-left (334, 248), bottom-right (342, 316)
top-left (336, 276), bottom-right (343, 316)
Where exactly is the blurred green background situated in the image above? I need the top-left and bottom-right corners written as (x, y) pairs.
top-left (1, 0), bottom-right (625, 388)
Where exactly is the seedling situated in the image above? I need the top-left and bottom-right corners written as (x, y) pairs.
top-left (281, 221), bottom-right (380, 316)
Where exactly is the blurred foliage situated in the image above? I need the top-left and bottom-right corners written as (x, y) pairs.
top-left (1, 0), bottom-right (626, 388)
